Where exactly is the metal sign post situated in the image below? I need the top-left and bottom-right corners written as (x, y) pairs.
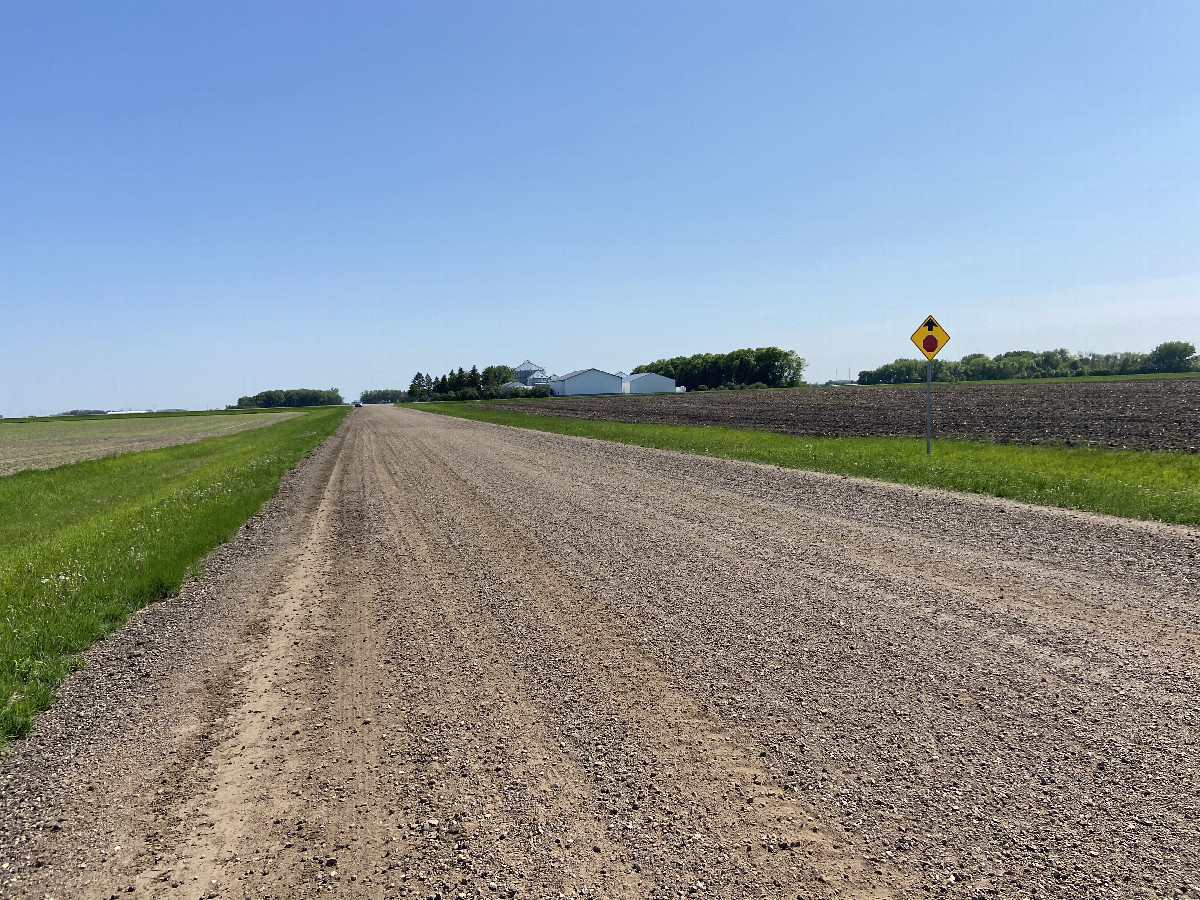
top-left (910, 315), bottom-right (950, 455)
top-left (926, 358), bottom-right (932, 454)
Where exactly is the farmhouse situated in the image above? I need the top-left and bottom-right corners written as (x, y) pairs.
top-left (548, 369), bottom-right (623, 396)
top-left (623, 372), bottom-right (677, 394)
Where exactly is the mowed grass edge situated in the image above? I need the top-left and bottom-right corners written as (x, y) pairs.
top-left (418, 403), bottom-right (1200, 527)
top-left (0, 406), bottom-right (349, 741)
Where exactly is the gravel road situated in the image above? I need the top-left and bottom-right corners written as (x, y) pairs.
top-left (2, 405), bottom-right (1197, 900)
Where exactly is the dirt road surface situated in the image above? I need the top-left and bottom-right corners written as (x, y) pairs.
top-left (2, 405), bottom-right (1197, 900)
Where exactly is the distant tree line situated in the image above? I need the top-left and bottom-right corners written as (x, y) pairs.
top-left (61, 409), bottom-right (108, 416)
top-left (858, 342), bottom-right (1198, 385)
top-left (229, 388), bottom-right (344, 409)
top-left (399, 365), bottom-right (550, 402)
top-left (633, 347), bottom-right (806, 392)
top-left (359, 389), bottom-right (406, 404)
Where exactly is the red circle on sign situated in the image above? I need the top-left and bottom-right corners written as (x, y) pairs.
top-left (922, 335), bottom-right (939, 352)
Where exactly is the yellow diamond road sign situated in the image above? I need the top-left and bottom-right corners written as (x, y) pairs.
top-left (911, 315), bottom-right (950, 360)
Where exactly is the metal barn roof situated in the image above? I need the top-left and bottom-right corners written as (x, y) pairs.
top-left (550, 368), bottom-right (618, 382)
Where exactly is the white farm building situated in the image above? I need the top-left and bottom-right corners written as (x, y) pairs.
top-left (623, 372), bottom-right (676, 394)
top-left (548, 369), bottom-right (623, 396)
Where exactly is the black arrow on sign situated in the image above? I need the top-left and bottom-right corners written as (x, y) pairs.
top-left (925, 317), bottom-right (938, 331)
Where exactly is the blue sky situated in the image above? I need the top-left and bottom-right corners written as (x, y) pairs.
top-left (1, 1), bottom-right (1198, 413)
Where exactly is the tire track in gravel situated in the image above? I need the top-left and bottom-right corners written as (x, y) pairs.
top-left (529, 456), bottom-right (1194, 695)
top-left (419, 412), bottom-right (1200, 788)
top-left (367, 420), bottom-right (889, 898)
top-left (432, 412), bottom-right (1199, 694)
top-left (398, 408), bottom-right (1200, 899)
top-left (130, 404), bottom-right (364, 898)
top-left (0, 414), bottom-right (349, 900)
top-left (364, 422), bottom-right (639, 897)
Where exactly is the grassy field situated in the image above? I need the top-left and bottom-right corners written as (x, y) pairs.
top-left (0, 407), bottom-right (330, 424)
top-left (0, 406), bottom-right (347, 741)
top-left (422, 403), bottom-right (1200, 527)
top-left (0, 409), bottom-right (306, 476)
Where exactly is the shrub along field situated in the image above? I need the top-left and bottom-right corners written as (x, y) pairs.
top-left (858, 340), bottom-right (1198, 384)
top-left (476, 376), bottom-right (1200, 452)
top-left (424, 404), bottom-right (1200, 527)
top-left (0, 406), bottom-right (347, 740)
top-left (0, 409), bottom-right (304, 476)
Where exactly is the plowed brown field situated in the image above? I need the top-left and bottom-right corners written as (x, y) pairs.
top-left (479, 377), bottom-right (1200, 451)
top-left (1, 406), bottom-right (1197, 900)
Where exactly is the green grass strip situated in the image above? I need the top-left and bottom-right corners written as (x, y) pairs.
top-left (0, 406), bottom-right (348, 741)
top-left (420, 403), bottom-right (1200, 527)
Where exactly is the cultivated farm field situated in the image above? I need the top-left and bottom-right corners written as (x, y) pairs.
top-left (0, 410), bottom-right (303, 476)
top-left (479, 376), bottom-right (1200, 451)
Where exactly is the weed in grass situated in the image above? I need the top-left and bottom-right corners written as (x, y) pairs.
top-left (423, 403), bottom-right (1200, 527)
